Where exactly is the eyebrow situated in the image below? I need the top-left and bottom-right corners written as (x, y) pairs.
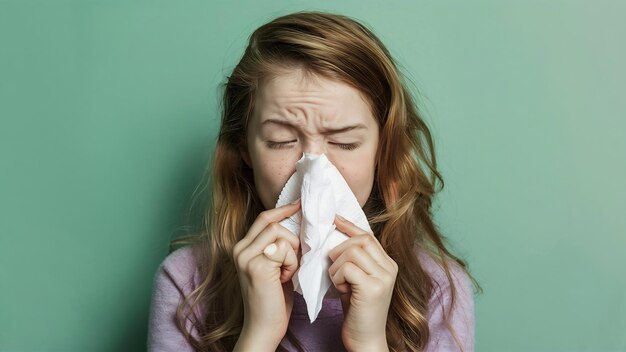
top-left (261, 119), bottom-right (367, 135)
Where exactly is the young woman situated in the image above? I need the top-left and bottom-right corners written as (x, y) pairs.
top-left (148, 11), bottom-right (481, 352)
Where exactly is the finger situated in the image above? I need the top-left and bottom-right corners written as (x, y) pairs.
top-left (278, 241), bottom-right (299, 283)
top-left (246, 222), bottom-right (299, 258)
top-left (328, 245), bottom-right (384, 279)
top-left (263, 242), bottom-right (279, 260)
top-left (246, 252), bottom-right (282, 285)
top-left (330, 215), bottom-right (375, 259)
top-left (333, 215), bottom-right (382, 256)
top-left (332, 217), bottom-right (394, 273)
top-left (261, 238), bottom-right (287, 262)
top-left (328, 232), bottom-right (383, 264)
top-left (237, 223), bottom-right (300, 270)
top-left (331, 261), bottom-right (368, 294)
top-left (239, 199), bottom-right (301, 249)
top-left (262, 239), bottom-right (298, 284)
top-left (329, 237), bottom-right (396, 276)
top-left (334, 214), bottom-right (374, 236)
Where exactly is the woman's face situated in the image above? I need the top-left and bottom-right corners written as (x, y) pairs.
top-left (241, 68), bottom-right (380, 210)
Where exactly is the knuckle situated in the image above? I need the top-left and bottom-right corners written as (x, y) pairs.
top-left (279, 238), bottom-right (299, 254)
top-left (361, 233), bottom-right (376, 244)
top-left (346, 245), bottom-right (361, 257)
top-left (268, 222), bottom-right (283, 232)
top-left (246, 257), bottom-right (265, 275)
top-left (275, 238), bottom-right (289, 249)
top-left (344, 261), bottom-right (357, 273)
top-left (235, 253), bottom-right (246, 270)
top-left (258, 211), bottom-right (273, 224)
top-left (391, 259), bottom-right (399, 273)
top-left (369, 280), bottom-right (386, 296)
top-left (232, 242), bottom-right (241, 257)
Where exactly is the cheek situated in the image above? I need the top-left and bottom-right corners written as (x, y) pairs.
top-left (334, 152), bottom-right (376, 206)
top-left (254, 152), bottom-right (299, 208)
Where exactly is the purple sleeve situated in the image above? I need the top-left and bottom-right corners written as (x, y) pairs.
top-left (423, 262), bottom-right (475, 352)
top-left (147, 247), bottom-right (199, 352)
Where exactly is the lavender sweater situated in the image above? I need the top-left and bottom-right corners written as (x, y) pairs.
top-left (147, 245), bottom-right (474, 351)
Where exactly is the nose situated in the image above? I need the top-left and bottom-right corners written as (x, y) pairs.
top-left (301, 138), bottom-right (326, 156)
top-left (300, 139), bottom-right (340, 167)
top-left (300, 138), bottom-right (337, 167)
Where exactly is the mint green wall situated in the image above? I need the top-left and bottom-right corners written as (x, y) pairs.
top-left (1, 1), bottom-right (624, 351)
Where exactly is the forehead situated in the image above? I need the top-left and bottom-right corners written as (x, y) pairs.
top-left (253, 68), bottom-right (376, 126)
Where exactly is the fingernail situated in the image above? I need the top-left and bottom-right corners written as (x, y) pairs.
top-left (336, 214), bottom-right (345, 221)
top-left (291, 198), bottom-right (301, 205)
top-left (264, 243), bottom-right (277, 256)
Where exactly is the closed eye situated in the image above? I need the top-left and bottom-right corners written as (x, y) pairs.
top-left (265, 141), bottom-right (360, 150)
top-left (330, 142), bottom-right (359, 150)
top-left (266, 140), bottom-right (296, 149)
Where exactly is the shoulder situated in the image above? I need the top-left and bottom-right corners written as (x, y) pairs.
top-left (160, 245), bottom-right (198, 275)
top-left (148, 245), bottom-right (202, 351)
top-left (153, 245), bottom-right (201, 295)
top-left (414, 246), bottom-right (473, 297)
top-left (414, 246), bottom-right (475, 352)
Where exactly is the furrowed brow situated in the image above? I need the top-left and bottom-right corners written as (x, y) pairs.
top-left (320, 124), bottom-right (367, 135)
top-left (261, 119), bottom-right (366, 135)
top-left (261, 119), bottom-right (294, 129)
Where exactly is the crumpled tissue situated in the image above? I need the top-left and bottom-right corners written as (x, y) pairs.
top-left (274, 152), bottom-right (372, 323)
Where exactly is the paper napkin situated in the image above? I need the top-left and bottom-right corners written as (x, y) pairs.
top-left (275, 152), bottom-right (372, 323)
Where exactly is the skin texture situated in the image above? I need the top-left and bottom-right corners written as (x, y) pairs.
top-left (234, 68), bottom-right (397, 351)
top-left (240, 67), bottom-right (379, 210)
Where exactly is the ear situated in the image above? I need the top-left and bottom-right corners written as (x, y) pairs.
top-left (239, 144), bottom-right (252, 168)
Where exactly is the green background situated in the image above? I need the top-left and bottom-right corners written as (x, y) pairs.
top-left (1, 1), bottom-right (624, 351)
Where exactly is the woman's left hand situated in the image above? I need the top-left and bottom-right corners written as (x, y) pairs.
top-left (328, 214), bottom-right (398, 352)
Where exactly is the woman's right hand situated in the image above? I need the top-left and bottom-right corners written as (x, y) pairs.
top-left (232, 198), bottom-right (301, 351)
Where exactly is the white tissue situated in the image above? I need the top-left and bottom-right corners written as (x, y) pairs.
top-left (275, 152), bottom-right (372, 323)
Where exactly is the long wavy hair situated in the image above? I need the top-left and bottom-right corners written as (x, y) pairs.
top-left (169, 10), bottom-right (482, 352)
